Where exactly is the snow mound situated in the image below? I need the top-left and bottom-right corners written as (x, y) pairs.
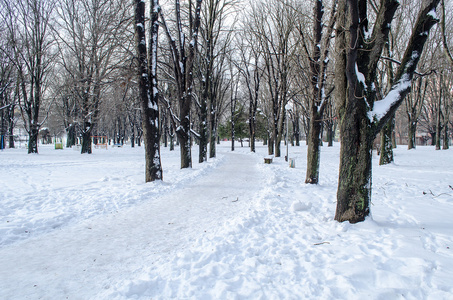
top-left (291, 200), bottom-right (312, 211)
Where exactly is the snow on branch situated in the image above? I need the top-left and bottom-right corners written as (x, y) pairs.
top-left (369, 0), bottom-right (440, 134)
top-left (368, 74), bottom-right (411, 121)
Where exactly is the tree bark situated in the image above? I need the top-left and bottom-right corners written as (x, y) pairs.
top-left (408, 121), bottom-right (417, 149)
top-left (304, 0), bottom-right (336, 183)
top-left (134, 0), bottom-right (163, 181)
top-left (435, 76), bottom-right (442, 150)
top-left (81, 122), bottom-right (92, 154)
top-left (28, 124), bottom-right (39, 154)
top-left (443, 123), bottom-right (449, 149)
top-left (160, 0), bottom-right (202, 169)
top-left (305, 116), bottom-right (322, 183)
top-left (334, 0), bottom-right (439, 223)
top-left (379, 115), bottom-right (394, 165)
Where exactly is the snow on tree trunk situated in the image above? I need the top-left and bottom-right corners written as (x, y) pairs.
top-left (134, 0), bottom-right (163, 181)
top-left (81, 123), bottom-right (92, 154)
top-left (334, 0), bottom-right (439, 223)
top-left (304, 0), bottom-right (336, 183)
top-left (379, 116), bottom-right (394, 165)
top-left (335, 99), bottom-right (373, 223)
top-left (28, 124), bottom-right (39, 154)
top-left (305, 115), bottom-right (322, 184)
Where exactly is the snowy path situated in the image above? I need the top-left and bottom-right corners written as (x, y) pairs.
top-left (0, 150), bottom-right (265, 299)
top-left (2, 144), bottom-right (453, 299)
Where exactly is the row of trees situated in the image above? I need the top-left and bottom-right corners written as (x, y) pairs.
top-left (1, 0), bottom-right (451, 222)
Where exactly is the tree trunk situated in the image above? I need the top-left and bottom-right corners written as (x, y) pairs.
top-left (334, 0), bottom-right (439, 223)
top-left (134, 0), bottom-right (163, 180)
top-left (249, 111), bottom-right (256, 152)
top-left (28, 124), bottom-right (39, 154)
top-left (305, 117), bottom-right (322, 183)
top-left (379, 116), bottom-right (394, 165)
top-left (443, 123), bottom-right (449, 149)
top-left (231, 117), bottom-right (235, 151)
top-left (436, 73), bottom-right (442, 150)
top-left (209, 109), bottom-right (216, 158)
top-left (294, 114), bottom-right (300, 146)
top-left (274, 125), bottom-right (280, 157)
top-left (8, 104), bottom-right (15, 148)
top-left (435, 105), bottom-right (442, 150)
top-left (199, 111), bottom-right (208, 163)
top-left (250, 127), bottom-right (256, 152)
top-left (81, 124), bottom-right (92, 154)
top-left (169, 132), bottom-right (174, 151)
top-left (335, 101), bottom-right (372, 223)
top-left (326, 121), bottom-right (333, 147)
top-left (66, 124), bottom-right (76, 148)
top-left (267, 133), bottom-right (273, 155)
top-left (8, 122), bottom-right (14, 148)
top-left (407, 121), bottom-right (417, 149)
top-left (199, 82), bottom-right (208, 163)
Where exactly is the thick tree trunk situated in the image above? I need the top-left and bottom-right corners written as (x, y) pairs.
top-left (28, 124), bottom-right (39, 154)
top-left (274, 124), bottom-right (280, 157)
top-left (379, 116), bottom-right (394, 165)
top-left (209, 110), bottom-right (216, 158)
top-left (334, 0), bottom-right (439, 223)
top-left (407, 121), bottom-right (417, 149)
top-left (250, 128), bottom-right (256, 152)
top-left (294, 116), bottom-right (300, 146)
top-left (7, 105), bottom-right (14, 148)
top-left (231, 118), bottom-right (235, 151)
top-left (268, 133), bottom-right (274, 155)
top-left (199, 85), bottom-right (208, 163)
top-left (443, 123), bottom-right (449, 149)
top-left (326, 121), bottom-right (334, 147)
top-left (176, 96), bottom-right (192, 168)
top-left (81, 124), bottom-right (92, 154)
top-left (66, 124), bottom-right (76, 148)
top-left (134, 0), bottom-right (163, 180)
top-left (169, 132), bottom-right (174, 151)
top-left (199, 114), bottom-right (208, 163)
top-left (335, 101), bottom-right (372, 223)
top-left (275, 137), bottom-right (281, 157)
top-left (249, 113), bottom-right (256, 152)
top-left (435, 111), bottom-right (441, 150)
top-left (8, 123), bottom-right (14, 148)
top-left (305, 117), bottom-right (322, 184)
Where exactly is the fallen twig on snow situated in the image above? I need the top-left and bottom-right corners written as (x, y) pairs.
top-left (314, 242), bottom-right (330, 246)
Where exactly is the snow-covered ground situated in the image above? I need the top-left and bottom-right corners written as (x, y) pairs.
top-left (1, 142), bottom-right (452, 299)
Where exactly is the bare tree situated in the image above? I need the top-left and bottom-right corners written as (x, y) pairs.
top-left (54, 0), bottom-right (128, 154)
top-left (334, 0), bottom-right (440, 223)
top-left (134, 0), bottom-right (163, 181)
top-left (1, 0), bottom-right (56, 153)
top-left (197, 0), bottom-right (236, 162)
top-left (302, 0), bottom-right (337, 184)
top-left (251, 0), bottom-right (298, 157)
top-left (160, 0), bottom-right (203, 168)
top-left (405, 76), bottom-right (428, 149)
top-left (234, 27), bottom-right (264, 153)
top-left (0, 33), bottom-right (17, 149)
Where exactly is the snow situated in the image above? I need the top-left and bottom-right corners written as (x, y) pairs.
top-left (427, 8), bottom-right (438, 20)
top-left (1, 143), bottom-right (453, 299)
top-left (355, 63), bottom-right (367, 88)
top-left (368, 76), bottom-right (411, 121)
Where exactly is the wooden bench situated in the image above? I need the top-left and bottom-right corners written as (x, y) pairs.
top-left (264, 157), bottom-right (273, 164)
